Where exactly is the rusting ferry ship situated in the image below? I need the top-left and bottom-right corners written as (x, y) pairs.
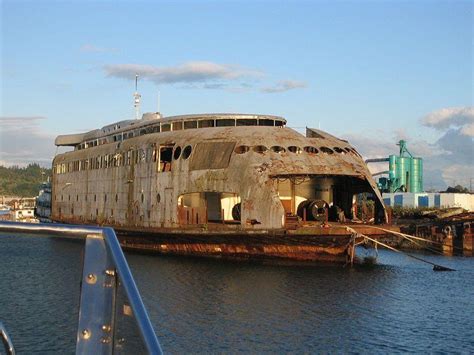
top-left (52, 112), bottom-right (388, 263)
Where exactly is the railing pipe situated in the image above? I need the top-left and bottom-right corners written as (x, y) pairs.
top-left (103, 227), bottom-right (162, 354)
top-left (0, 221), bottom-right (162, 355)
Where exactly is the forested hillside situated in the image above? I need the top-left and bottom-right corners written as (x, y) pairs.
top-left (0, 164), bottom-right (52, 197)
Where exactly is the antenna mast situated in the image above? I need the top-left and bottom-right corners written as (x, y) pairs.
top-left (133, 74), bottom-right (141, 120)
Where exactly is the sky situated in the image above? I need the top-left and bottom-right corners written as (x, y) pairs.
top-left (1, 0), bottom-right (473, 190)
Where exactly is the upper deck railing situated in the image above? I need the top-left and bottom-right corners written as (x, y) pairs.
top-left (0, 221), bottom-right (163, 355)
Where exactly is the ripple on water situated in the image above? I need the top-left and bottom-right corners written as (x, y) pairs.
top-left (1, 237), bottom-right (473, 353)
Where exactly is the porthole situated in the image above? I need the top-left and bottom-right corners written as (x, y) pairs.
top-left (173, 146), bottom-right (182, 160)
top-left (253, 145), bottom-right (268, 154)
top-left (157, 193), bottom-right (161, 203)
top-left (334, 147), bottom-right (345, 154)
top-left (234, 145), bottom-right (250, 154)
top-left (304, 146), bottom-right (318, 154)
top-left (288, 146), bottom-right (302, 154)
top-left (320, 147), bottom-right (334, 154)
top-left (182, 145), bottom-right (192, 159)
top-left (270, 146), bottom-right (286, 154)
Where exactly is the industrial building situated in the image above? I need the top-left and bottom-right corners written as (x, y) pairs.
top-left (367, 140), bottom-right (473, 211)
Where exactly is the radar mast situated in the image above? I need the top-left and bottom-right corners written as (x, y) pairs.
top-left (133, 74), bottom-right (141, 120)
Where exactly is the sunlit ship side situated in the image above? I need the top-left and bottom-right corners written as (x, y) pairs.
top-left (52, 112), bottom-right (388, 263)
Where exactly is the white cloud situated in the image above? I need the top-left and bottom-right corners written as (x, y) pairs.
top-left (421, 106), bottom-right (474, 136)
top-left (0, 116), bottom-right (55, 167)
top-left (103, 62), bottom-right (263, 87)
top-left (261, 80), bottom-right (307, 93)
top-left (80, 44), bottom-right (119, 53)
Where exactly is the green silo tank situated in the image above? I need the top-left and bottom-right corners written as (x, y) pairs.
top-left (410, 158), bottom-right (423, 193)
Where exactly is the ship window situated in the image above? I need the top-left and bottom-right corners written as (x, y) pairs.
top-left (173, 122), bottom-right (183, 131)
top-left (288, 146), bottom-right (302, 154)
top-left (182, 145), bottom-right (192, 160)
top-left (115, 194), bottom-right (118, 203)
top-left (334, 147), bottom-right (345, 154)
top-left (159, 146), bottom-right (173, 172)
top-left (320, 147), bottom-right (334, 154)
top-left (140, 129), bottom-right (147, 136)
top-left (216, 119), bottom-right (235, 127)
top-left (173, 146), bottom-right (182, 160)
top-left (234, 145), bottom-right (250, 154)
top-left (161, 124), bottom-right (171, 132)
top-left (237, 119), bottom-right (257, 126)
top-left (139, 149), bottom-right (146, 163)
top-left (184, 120), bottom-right (198, 129)
top-left (344, 147), bottom-right (352, 153)
top-left (271, 146), bottom-right (286, 154)
top-left (157, 193), bottom-right (161, 203)
top-left (304, 146), bottom-right (318, 154)
top-left (275, 120), bottom-right (284, 127)
top-left (153, 125), bottom-right (161, 133)
top-left (258, 119), bottom-right (274, 126)
top-left (199, 119), bottom-right (215, 128)
top-left (253, 145), bottom-right (268, 154)
top-left (141, 193), bottom-right (144, 203)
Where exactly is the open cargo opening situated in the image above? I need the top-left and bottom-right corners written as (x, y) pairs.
top-left (177, 192), bottom-right (241, 225)
top-left (273, 174), bottom-right (386, 225)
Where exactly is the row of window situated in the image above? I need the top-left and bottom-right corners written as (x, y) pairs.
top-left (55, 144), bottom-right (193, 174)
top-left (56, 192), bottom-right (162, 204)
top-left (77, 118), bottom-right (285, 151)
top-left (234, 145), bottom-right (361, 157)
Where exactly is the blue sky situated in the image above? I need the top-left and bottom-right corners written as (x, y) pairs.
top-left (1, 0), bottom-right (473, 189)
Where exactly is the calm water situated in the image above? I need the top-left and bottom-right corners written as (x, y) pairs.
top-left (0, 235), bottom-right (473, 353)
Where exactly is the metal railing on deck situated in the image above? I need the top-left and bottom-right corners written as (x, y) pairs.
top-left (0, 221), bottom-right (162, 355)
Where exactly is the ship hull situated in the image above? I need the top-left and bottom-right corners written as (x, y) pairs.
top-left (112, 226), bottom-right (356, 264)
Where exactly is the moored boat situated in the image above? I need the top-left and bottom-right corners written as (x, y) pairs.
top-left (52, 112), bottom-right (389, 263)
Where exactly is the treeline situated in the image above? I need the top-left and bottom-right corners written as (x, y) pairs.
top-left (0, 164), bottom-right (52, 197)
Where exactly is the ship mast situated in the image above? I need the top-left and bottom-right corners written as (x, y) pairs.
top-left (133, 74), bottom-right (141, 120)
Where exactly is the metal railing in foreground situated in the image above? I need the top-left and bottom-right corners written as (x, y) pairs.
top-left (0, 221), bottom-right (163, 355)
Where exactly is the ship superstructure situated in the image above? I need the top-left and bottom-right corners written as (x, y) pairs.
top-left (52, 112), bottom-right (387, 263)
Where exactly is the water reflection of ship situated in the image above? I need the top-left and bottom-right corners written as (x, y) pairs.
top-left (35, 181), bottom-right (52, 222)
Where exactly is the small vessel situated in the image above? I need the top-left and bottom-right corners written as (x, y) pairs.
top-left (51, 108), bottom-right (388, 264)
top-left (35, 181), bottom-right (52, 222)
